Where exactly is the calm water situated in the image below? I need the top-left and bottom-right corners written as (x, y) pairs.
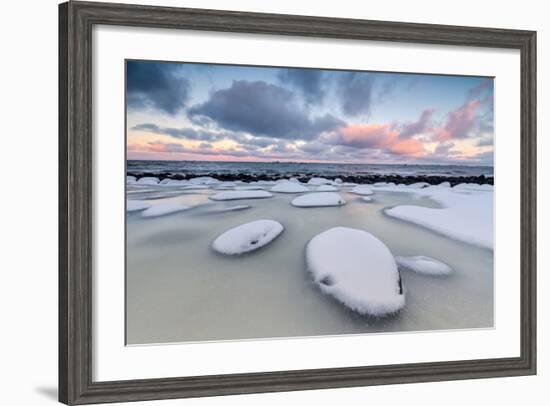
top-left (126, 185), bottom-right (493, 345)
top-left (127, 160), bottom-right (494, 178)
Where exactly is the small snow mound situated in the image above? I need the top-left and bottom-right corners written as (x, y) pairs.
top-left (159, 178), bottom-right (172, 185)
top-left (291, 192), bottom-right (346, 207)
top-left (212, 219), bottom-right (283, 255)
top-left (396, 255), bottom-right (452, 276)
top-left (234, 185), bottom-right (265, 191)
top-left (307, 177), bottom-right (332, 186)
top-left (189, 176), bottom-right (219, 185)
top-left (361, 196), bottom-right (373, 202)
top-left (141, 203), bottom-right (190, 217)
top-left (408, 182), bottom-right (430, 189)
top-left (209, 190), bottom-right (273, 201)
top-left (316, 185), bottom-right (338, 192)
top-left (307, 227), bottom-right (405, 316)
top-left (334, 178), bottom-right (343, 184)
top-left (127, 176), bottom-right (137, 184)
top-left (351, 185), bottom-right (374, 196)
top-left (438, 181), bottom-right (451, 188)
top-left (126, 200), bottom-right (151, 212)
top-left (161, 179), bottom-right (187, 186)
top-left (271, 181), bottom-right (309, 193)
top-left (137, 176), bottom-right (160, 185)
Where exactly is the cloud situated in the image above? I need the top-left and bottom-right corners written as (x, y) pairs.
top-left (336, 123), bottom-right (424, 156)
top-left (336, 72), bottom-right (376, 117)
top-left (399, 109), bottom-right (434, 138)
top-left (131, 123), bottom-right (226, 142)
top-left (433, 99), bottom-right (481, 141)
top-left (127, 61), bottom-right (190, 115)
top-left (278, 68), bottom-right (325, 105)
top-left (188, 80), bottom-right (344, 139)
top-left (468, 78), bottom-right (493, 99)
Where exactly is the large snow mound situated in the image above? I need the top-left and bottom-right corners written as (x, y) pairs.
top-left (306, 227), bottom-right (405, 316)
top-left (141, 203), bottom-right (190, 218)
top-left (351, 185), bottom-right (374, 196)
top-left (209, 190), bottom-right (273, 201)
top-left (395, 255), bottom-right (453, 276)
top-left (385, 186), bottom-right (493, 249)
top-left (270, 181), bottom-right (309, 193)
top-left (291, 192), bottom-right (346, 207)
top-left (126, 200), bottom-right (151, 212)
top-left (212, 219), bottom-right (284, 255)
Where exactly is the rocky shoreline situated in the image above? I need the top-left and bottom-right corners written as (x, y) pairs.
top-left (127, 171), bottom-right (494, 186)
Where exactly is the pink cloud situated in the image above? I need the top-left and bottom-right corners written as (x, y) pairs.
top-left (433, 99), bottom-right (481, 141)
top-left (338, 123), bottom-right (424, 157)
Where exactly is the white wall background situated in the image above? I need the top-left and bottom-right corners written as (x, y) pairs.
top-left (0, 0), bottom-right (546, 405)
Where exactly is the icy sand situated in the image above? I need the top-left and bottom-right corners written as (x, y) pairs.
top-left (307, 227), bottom-right (405, 316)
top-left (126, 180), bottom-right (494, 344)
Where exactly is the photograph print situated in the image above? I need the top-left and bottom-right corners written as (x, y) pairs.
top-left (125, 60), bottom-right (494, 345)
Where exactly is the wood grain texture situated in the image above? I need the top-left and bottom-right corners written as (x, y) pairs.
top-left (58, 1), bottom-right (537, 404)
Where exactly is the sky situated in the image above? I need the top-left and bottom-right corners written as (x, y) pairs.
top-left (126, 60), bottom-right (494, 165)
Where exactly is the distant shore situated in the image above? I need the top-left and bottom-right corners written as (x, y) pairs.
top-left (126, 171), bottom-right (494, 186)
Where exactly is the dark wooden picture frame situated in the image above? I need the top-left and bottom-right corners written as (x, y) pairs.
top-left (59, 1), bottom-right (536, 404)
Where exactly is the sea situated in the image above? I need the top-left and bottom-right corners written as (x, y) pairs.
top-left (127, 160), bottom-right (494, 178)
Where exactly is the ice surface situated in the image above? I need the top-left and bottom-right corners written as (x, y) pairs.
top-left (291, 192), bottom-right (346, 207)
top-left (396, 255), bottom-right (452, 276)
top-left (209, 190), bottom-right (273, 201)
top-left (306, 227), bottom-right (405, 316)
top-left (351, 185), bottom-right (374, 196)
top-left (141, 203), bottom-right (190, 218)
top-left (270, 181), bottom-right (309, 193)
top-left (126, 200), bottom-right (151, 212)
top-left (212, 219), bottom-right (284, 255)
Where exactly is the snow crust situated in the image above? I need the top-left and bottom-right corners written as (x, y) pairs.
top-left (209, 190), bottom-right (273, 201)
top-left (270, 181), bottom-right (309, 193)
top-left (306, 227), bottom-right (405, 316)
top-left (141, 203), bottom-right (190, 217)
top-left (212, 219), bottom-right (283, 255)
top-left (385, 185), bottom-right (493, 249)
top-left (291, 192), bottom-right (346, 207)
top-left (396, 255), bottom-right (453, 276)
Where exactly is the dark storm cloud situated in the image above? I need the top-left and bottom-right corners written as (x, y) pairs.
top-left (127, 61), bottom-right (190, 115)
top-left (336, 72), bottom-right (377, 117)
top-left (187, 80), bottom-right (344, 139)
top-left (277, 68), bottom-right (325, 105)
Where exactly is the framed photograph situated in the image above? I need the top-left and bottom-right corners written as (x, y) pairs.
top-left (59, 1), bottom-right (536, 404)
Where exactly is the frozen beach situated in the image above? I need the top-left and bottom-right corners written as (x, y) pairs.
top-left (126, 173), bottom-right (494, 345)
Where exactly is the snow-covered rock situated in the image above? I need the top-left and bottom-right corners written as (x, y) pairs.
top-left (385, 186), bottom-right (493, 249)
top-left (136, 176), bottom-right (160, 185)
top-left (361, 196), bottom-right (373, 202)
top-left (351, 185), bottom-right (374, 196)
top-left (316, 185), bottom-right (338, 192)
top-left (396, 255), bottom-right (453, 276)
top-left (307, 227), bottom-right (405, 316)
top-left (307, 177), bottom-right (332, 186)
top-left (334, 178), bottom-right (343, 184)
top-left (291, 192), bottom-right (346, 207)
top-left (160, 179), bottom-right (187, 186)
top-left (271, 181), bottom-right (309, 193)
top-left (126, 200), bottom-right (151, 212)
top-left (438, 181), bottom-right (451, 188)
top-left (159, 178), bottom-right (172, 185)
top-left (127, 175), bottom-right (137, 184)
top-left (453, 183), bottom-right (493, 192)
top-left (209, 190), bottom-right (273, 201)
top-left (212, 219), bottom-right (283, 255)
top-left (141, 203), bottom-right (190, 217)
